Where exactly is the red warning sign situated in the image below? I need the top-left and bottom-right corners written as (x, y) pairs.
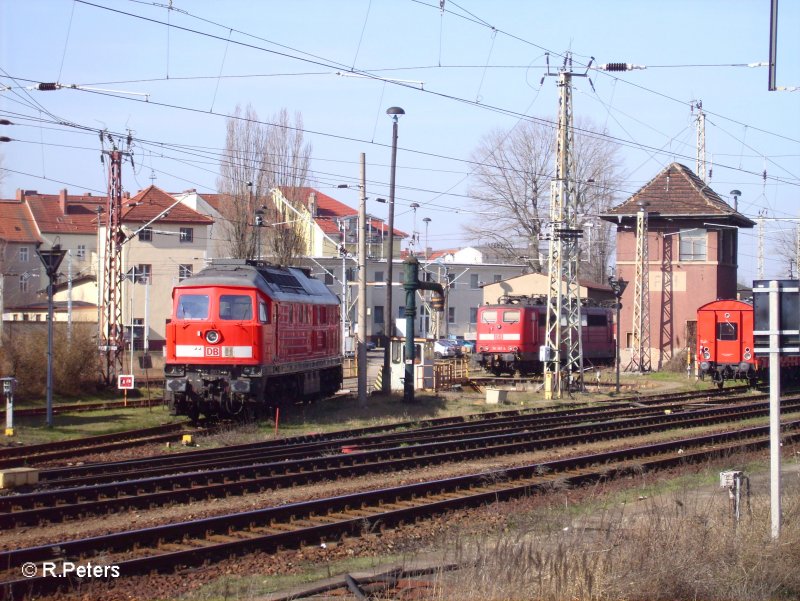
top-left (118, 375), bottom-right (135, 390)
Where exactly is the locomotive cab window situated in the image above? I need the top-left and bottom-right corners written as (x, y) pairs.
top-left (219, 295), bottom-right (253, 321)
top-left (717, 322), bottom-right (738, 341)
top-left (502, 310), bottom-right (520, 324)
top-left (177, 294), bottom-right (209, 320)
top-left (481, 311), bottom-right (497, 324)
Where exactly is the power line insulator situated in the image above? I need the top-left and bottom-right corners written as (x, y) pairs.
top-left (603, 63), bottom-right (628, 72)
top-left (37, 82), bottom-right (59, 91)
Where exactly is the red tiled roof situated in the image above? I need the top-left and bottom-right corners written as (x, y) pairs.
top-left (281, 187), bottom-right (407, 238)
top-left (23, 191), bottom-right (105, 235)
top-left (124, 186), bottom-right (214, 225)
top-left (0, 200), bottom-right (40, 243)
top-left (601, 163), bottom-right (755, 227)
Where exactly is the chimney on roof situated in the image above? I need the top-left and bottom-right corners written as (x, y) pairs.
top-left (59, 189), bottom-right (68, 213)
top-left (16, 189), bottom-right (24, 201)
top-left (124, 191), bottom-right (130, 199)
top-left (308, 192), bottom-right (317, 218)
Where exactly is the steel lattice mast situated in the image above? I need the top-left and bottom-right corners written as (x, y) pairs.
top-left (100, 148), bottom-right (126, 385)
top-left (543, 56), bottom-right (584, 399)
top-left (627, 202), bottom-right (652, 372)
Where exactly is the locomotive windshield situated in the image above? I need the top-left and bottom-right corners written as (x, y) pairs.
top-left (717, 322), bottom-right (738, 340)
top-left (219, 294), bottom-right (253, 320)
top-left (502, 310), bottom-right (520, 324)
top-left (176, 294), bottom-right (209, 320)
top-left (481, 310), bottom-right (497, 323)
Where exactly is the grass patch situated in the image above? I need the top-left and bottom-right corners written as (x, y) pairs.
top-left (178, 553), bottom-right (404, 601)
top-left (4, 405), bottom-right (182, 445)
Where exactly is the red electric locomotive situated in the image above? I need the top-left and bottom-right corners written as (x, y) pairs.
top-left (164, 259), bottom-right (342, 420)
top-left (473, 296), bottom-right (615, 376)
top-left (696, 299), bottom-right (757, 388)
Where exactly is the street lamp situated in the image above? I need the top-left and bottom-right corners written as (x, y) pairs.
top-left (730, 189), bottom-right (742, 212)
top-left (383, 106), bottom-right (404, 394)
top-left (422, 217), bottom-right (431, 259)
top-left (35, 242), bottom-right (67, 427)
top-left (607, 273), bottom-right (628, 394)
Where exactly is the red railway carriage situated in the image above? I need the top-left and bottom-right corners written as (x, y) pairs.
top-left (473, 296), bottom-right (615, 376)
top-left (696, 299), bottom-right (757, 387)
top-left (164, 260), bottom-right (342, 420)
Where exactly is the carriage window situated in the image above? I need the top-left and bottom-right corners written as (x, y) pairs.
top-left (219, 295), bottom-right (252, 320)
top-left (177, 294), bottom-right (209, 320)
top-left (717, 322), bottom-right (738, 341)
top-left (502, 310), bottom-right (520, 324)
top-left (481, 311), bottom-right (497, 324)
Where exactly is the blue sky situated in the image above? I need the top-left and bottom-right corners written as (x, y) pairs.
top-left (2, 0), bottom-right (798, 283)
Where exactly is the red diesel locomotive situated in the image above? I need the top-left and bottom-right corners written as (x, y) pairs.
top-left (164, 260), bottom-right (342, 420)
top-left (473, 296), bottom-right (615, 376)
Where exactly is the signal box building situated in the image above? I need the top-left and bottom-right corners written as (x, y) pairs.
top-left (600, 163), bottom-right (754, 369)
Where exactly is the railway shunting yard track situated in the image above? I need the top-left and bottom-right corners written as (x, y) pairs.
top-left (1, 387), bottom-right (798, 600)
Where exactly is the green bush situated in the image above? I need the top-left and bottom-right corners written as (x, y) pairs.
top-left (0, 322), bottom-right (100, 400)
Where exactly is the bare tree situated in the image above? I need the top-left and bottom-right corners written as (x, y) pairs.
top-left (217, 106), bottom-right (311, 264)
top-left (466, 117), bottom-right (623, 284)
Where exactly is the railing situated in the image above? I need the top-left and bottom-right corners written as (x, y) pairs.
top-left (433, 358), bottom-right (470, 391)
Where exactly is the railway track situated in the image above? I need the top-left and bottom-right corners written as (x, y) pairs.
top-left (2, 395), bottom-right (795, 528)
top-left (18, 387), bottom-right (756, 485)
top-left (0, 397), bottom-right (163, 421)
top-left (0, 422), bottom-right (200, 467)
top-left (2, 420), bottom-right (798, 600)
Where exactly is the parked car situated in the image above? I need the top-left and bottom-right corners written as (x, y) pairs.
top-left (434, 339), bottom-right (462, 359)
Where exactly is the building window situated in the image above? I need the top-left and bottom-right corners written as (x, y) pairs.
top-left (324, 273), bottom-right (334, 285)
top-left (493, 274), bottom-right (502, 283)
top-left (374, 271), bottom-right (384, 282)
top-left (136, 264), bottom-right (152, 284)
top-left (398, 305), bottom-right (405, 318)
top-left (374, 305), bottom-right (384, 324)
top-left (469, 307), bottom-right (478, 324)
top-left (448, 307), bottom-right (456, 323)
top-left (19, 246), bottom-right (29, 262)
top-left (76, 245), bottom-right (86, 260)
top-left (679, 228), bottom-right (706, 261)
top-left (447, 273), bottom-right (455, 289)
top-left (19, 275), bottom-right (28, 292)
top-left (345, 267), bottom-right (357, 282)
top-left (138, 227), bottom-right (153, 242)
top-left (179, 227), bottom-right (194, 243)
top-left (470, 273), bottom-right (480, 289)
top-left (179, 264), bottom-right (193, 281)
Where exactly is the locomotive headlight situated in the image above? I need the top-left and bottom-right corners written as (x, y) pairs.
top-left (242, 365), bottom-right (263, 377)
top-left (205, 330), bottom-right (221, 344)
top-left (740, 361), bottom-right (751, 371)
top-left (743, 351), bottom-right (752, 360)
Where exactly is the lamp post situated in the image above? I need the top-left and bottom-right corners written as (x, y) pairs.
top-left (422, 217), bottom-right (431, 260)
top-left (608, 274), bottom-right (628, 394)
top-left (382, 106), bottom-right (404, 394)
top-left (35, 242), bottom-right (67, 427)
top-left (409, 202), bottom-right (420, 254)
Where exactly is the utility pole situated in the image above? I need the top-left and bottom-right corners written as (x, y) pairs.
top-left (357, 153), bottom-right (368, 407)
top-left (627, 201), bottom-right (652, 372)
top-left (757, 211), bottom-right (766, 280)
top-left (100, 140), bottom-right (131, 386)
top-left (543, 53), bottom-right (585, 399)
